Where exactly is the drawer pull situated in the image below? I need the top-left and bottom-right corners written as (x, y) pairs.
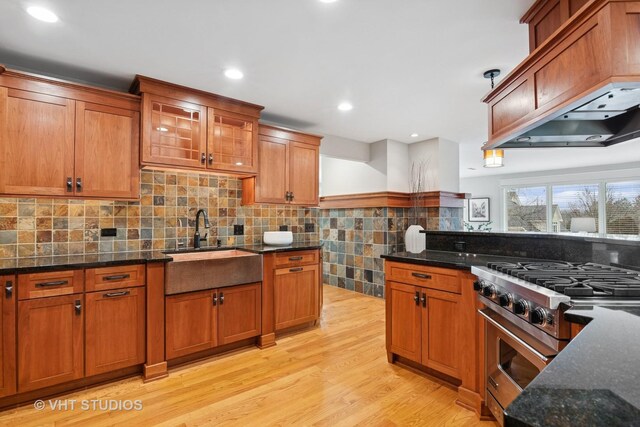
top-left (104, 290), bottom-right (130, 298)
top-left (5, 280), bottom-right (12, 298)
top-left (488, 376), bottom-right (499, 389)
top-left (412, 273), bottom-right (431, 280)
top-left (288, 256), bottom-right (303, 261)
top-left (104, 274), bottom-right (130, 281)
top-left (289, 267), bottom-right (304, 272)
top-left (36, 280), bottom-right (69, 288)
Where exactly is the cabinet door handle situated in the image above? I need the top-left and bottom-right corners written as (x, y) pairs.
top-left (36, 280), bottom-right (68, 288)
top-left (103, 274), bottom-right (130, 281)
top-left (421, 293), bottom-right (426, 308)
top-left (289, 256), bottom-right (303, 261)
top-left (219, 293), bottom-right (224, 305)
top-left (414, 291), bottom-right (420, 306)
top-left (5, 280), bottom-right (12, 298)
top-left (208, 154), bottom-right (213, 164)
top-left (290, 192), bottom-right (294, 201)
top-left (285, 192), bottom-right (290, 201)
top-left (289, 267), bottom-right (304, 272)
top-left (75, 300), bottom-right (82, 315)
top-left (104, 290), bottom-right (130, 298)
top-left (412, 272), bottom-right (431, 280)
top-left (76, 177), bottom-right (83, 192)
top-left (213, 294), bottom-right (217, 306)
top-left (66, 177), bottom-right (73, 192)
top-left (201, 153), bottom-right (206, 164)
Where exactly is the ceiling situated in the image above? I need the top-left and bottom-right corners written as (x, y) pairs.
top-left (2, 0), bottom-right (637, 178)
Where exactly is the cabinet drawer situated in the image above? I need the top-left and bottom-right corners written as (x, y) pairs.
top-left (85, 264), bottom-right (145, 292)
top-left (18, 270), bottom-right (84, 300)
top-left (275, 250), bottom-right (319, 268)
top-left (385, 262), bottom-right (461, 294)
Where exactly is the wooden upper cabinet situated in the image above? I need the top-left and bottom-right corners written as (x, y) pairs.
top-left (75, 102), bottom-right (140, 199)
top-left (142, 93), bottom-right (207, 169)
top-left (0, 87), bottom-right (75, 196)
top-left (0, 276), bottom-right (16, 398)
top-left (242, 125), bottom-right (321, 206)
top-left (207, 110), bottom-right (258, 173)
top-left (132, 75), bottom-right (263, 174)
top-left (0, 69), bottom-right (141, 200)
top-left (289, 142), bottom-right (319, 206)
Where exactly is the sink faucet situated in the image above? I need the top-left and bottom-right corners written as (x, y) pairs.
top-left (194, 209), bottom-right (210, 249)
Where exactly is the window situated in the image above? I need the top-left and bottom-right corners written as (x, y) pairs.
top-left (606, 181), bottom-right (640, 235)
top-left (504, 180), bottom-right (640, 236)
top-left (552, 184), bottom-right (599, 233)
top-left (506, 186), bottom-right (547, 232)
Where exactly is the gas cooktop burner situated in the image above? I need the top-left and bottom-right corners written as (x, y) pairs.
top-left (486, 261), bottom-right (640, 298)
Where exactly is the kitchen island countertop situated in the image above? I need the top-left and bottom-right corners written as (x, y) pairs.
top-left (504, 303), bottom-right (640, 427)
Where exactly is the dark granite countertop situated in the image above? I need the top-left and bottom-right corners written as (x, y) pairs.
top-left (0, 250), bottom-right (171, 274)
top-left (381, 250), bottom-right (543, 271)
top-left (0, 242), bottom-right (323, 274)
top-left (505, 303), bottom-right (640, 427)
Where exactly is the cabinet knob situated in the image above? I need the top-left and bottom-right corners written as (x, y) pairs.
top-left (76, 177), bottom-right (82, 192)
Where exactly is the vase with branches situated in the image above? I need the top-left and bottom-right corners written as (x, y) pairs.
top-left (405, 159), bottom-right (430, 253)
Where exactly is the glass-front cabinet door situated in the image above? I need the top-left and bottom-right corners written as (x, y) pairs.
top-left (207, 109), bottom-right (258, 174)
top-left (142, 93), bottom-right (207, 169)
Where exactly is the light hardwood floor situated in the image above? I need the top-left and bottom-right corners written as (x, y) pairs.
top-left (0, 285), bottom-right (496, 427)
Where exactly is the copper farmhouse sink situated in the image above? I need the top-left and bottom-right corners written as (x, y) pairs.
top-left (165, 249), bottom-right (262, 295)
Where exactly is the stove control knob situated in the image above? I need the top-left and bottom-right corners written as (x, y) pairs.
top-left (482, 285), bottom-right (496, 298)
top-left (498, 293), bottom-right (512, 307)
top-left (531, 308), bottom-right (548, 325)
top-left (473, 280), bottom-right (483, 291)
top-left (514, 299), bottom-right (529, 315)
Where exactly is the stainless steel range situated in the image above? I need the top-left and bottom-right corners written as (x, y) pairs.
top-left (471, 261), bottom-right (640, 425)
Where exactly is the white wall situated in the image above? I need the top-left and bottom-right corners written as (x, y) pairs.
top-left (320, 134), bottom-right (370, 162)
top-left (386, 140), bottom-right (410, 192)
top-left (408, 137), bottom-right (460, 192)
top-left (320, 156), bottom-right (387, 196)
top-left (460, 161), bottom-right (640, 231)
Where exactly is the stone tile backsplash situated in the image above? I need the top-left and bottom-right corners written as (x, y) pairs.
top-left (0, 170), bottom-right (319, 258)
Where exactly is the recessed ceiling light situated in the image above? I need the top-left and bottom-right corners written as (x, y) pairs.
top-left (26, 6), bottom-right (58, 23)
top-left (337, 102), bottom-right (353, 111)
top-left (224, 68), bottom-right (244, 80)
top-left (410, 133), bottom-right (419, 138)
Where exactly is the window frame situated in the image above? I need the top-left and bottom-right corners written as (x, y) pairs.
top-left (502, 179), bottom-right (640, 236)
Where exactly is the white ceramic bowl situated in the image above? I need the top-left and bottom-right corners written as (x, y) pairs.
top-left (263, 231), bottom-right (293, 246)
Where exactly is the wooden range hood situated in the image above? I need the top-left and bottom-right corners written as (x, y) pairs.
top-left (483, 0), bottom-right (640, 150)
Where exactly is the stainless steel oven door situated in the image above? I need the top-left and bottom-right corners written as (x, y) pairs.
top-left (479, 309), bottom-right (559, 423)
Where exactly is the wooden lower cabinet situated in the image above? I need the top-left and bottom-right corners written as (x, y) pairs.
top-left (17, 294), bottom-right (84, 392)
top-left (0, 276), bottom-right (16, 398)
top-left (85, 287), bottom-right (145, 376)
top-left (274, 264), bottom-right (319, 330)
top-left (165, 283), bottom-right (262, 359)
top-left (387, 281), bottom-right (460, 378)
top-left (166, 290), bottom-right (217, 359)
top-left (218, 284), bottom-right (261, 345)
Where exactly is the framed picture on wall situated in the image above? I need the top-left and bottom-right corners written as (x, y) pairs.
top-left (469, 197), bottom-right (490, 222)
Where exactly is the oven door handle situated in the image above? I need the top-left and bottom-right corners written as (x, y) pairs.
top-left (478, 309), bottom-right (549, 363)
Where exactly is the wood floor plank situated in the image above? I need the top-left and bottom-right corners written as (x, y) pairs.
top-left (0, 285), bottom-right (496, 426)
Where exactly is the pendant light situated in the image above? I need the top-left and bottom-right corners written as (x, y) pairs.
top-left (482, 69), bottom-right (505, 168)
